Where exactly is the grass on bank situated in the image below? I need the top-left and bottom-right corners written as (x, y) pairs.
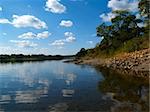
top-left (77, 35), bottom-right (149, 59)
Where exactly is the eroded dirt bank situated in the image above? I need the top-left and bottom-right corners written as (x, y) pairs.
top-left (72, 49), bottom-right (150, 78)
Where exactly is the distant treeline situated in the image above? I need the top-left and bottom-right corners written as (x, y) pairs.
top-left (0, 54), bottom-right (75, 63)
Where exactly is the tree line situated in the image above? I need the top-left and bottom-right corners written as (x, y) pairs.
top-left (0, 54), bottom-right (74, 63)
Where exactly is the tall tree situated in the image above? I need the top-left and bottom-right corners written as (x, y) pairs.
top-left (96, 11), bottom-right (143, 50)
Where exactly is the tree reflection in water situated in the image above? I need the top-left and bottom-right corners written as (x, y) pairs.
top-left (97, 67), bottom-right (149, 112)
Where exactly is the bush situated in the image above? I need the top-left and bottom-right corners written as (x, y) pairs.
top-left (118, 36), bottom-right (149, 53)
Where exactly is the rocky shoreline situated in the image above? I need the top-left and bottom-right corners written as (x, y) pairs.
top-left (66, 49), bottom-right (150, 78)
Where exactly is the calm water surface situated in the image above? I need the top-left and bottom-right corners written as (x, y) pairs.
top-left (0, 61), bottom-right (149, 112)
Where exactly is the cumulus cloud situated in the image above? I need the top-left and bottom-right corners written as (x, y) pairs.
top-left (0, 7), bottom-right (2, 11)
top-left (45, 0), bottom-right (66, 14)
top-left (100, 0), bottom-right (139, 22)
top-left (65, 36), bottom-right (76, 43)
top-left (59, 20), bottom-right (73, 27)
top-left (10, 40), bottom-right (38, 48)
top-left (100, 12), bottom-right (116, 22)
top-left (0, 15), bottom-right (47, 29)
top-left (12, 15), bottom-right (47, 29)
top-left (108, 0), bottom-right (139, 12)
top-left (0, 46), bottom-right (50, 55)
top-left (64, 32), bottom-right (76, 42)
top-left (18, 32), bottom-right (36, 39)
top-left (37, 31), bottom-right (51, 39)
top-left (0, 19), bottom-right (11, 24)
top-left (0, 46), bottom-right (23, 54)
top-left (50, 32), bottom-right (76, 47)
top-left (18, 31), bottom-right (51, 39)
top-left (50, 39), bottom-right (65, 46)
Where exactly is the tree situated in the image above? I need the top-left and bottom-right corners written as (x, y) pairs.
top-left (96, 11), bottom-right (144, 51)
top-left (76, 48), bottom-right (87, 57)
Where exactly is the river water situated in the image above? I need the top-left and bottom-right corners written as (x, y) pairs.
top-left (0, 60), bottom-right (149, 112)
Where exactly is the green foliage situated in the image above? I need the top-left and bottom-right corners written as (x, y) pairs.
top-left (76, 35), bottom-right (149, 59)
top-left (76, 48), bottom-right (87, 57)
top-left (95, 9), bottom-right (148, 57)
top-left (97, 11), bottom-right (144, 51)
top-left (117, 36), bottom-right (149, 53)
top-left (76, 1), bottom-right (149, 58)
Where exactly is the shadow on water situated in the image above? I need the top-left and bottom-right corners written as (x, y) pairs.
top-left (96, 67), bottom-right (149, 112)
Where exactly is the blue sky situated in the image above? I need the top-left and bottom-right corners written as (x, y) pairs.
top-left (0, 0), bottom-right (139, 55)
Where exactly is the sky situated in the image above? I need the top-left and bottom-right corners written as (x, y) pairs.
top-left (0, 0), bottom-right (139, 55)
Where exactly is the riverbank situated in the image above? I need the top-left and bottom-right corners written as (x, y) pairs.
top-left (68, 48), bottom-right (150, 78)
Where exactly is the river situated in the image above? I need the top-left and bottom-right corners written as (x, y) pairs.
top-left (0, 60), bottom-right (149, 112)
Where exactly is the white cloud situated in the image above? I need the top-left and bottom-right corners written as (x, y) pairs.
top-left (12, 15), bottom-right (47, 29)
top-left (108, 0), bottom-right (139, 12)
top-left (59, 20), bottom-right (73, 27)
top-left (100, 0), bottom-right (139, 22)
top-left (0, 46), bottom-right (51, 55)
top-left (18, 32), bottom-right (36, 39)
top-left (45, 0), bottom-right (66, 14)
top-left (0, 7), bottom-right (2, 11)
top-left (0, 15), bottom-right (47, 29)
top-left (87, 41), bottom-right (93, 44)
top-left (0, 46), bottom-right (22, 54)
top-left (50, 32), bottom-right (76, 48)
top-left (37, 31), bottom-right (51, 39)
top-left (64, 32), bottom-right (74, 37)
top-left (100, 12), bottom-right (116, 22)
top-left (65, 36), bottom-right (76, 43)
top-left (18, 31), bottom-right (51, 39)
top-left (10, 40), bottom-right (38, 48)
top-left (64, 32), bottom-right (76, 42)
top-left (0, 19), bottom-right (11, 24)
top-left (50, 39), bottom-right (65, 46)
